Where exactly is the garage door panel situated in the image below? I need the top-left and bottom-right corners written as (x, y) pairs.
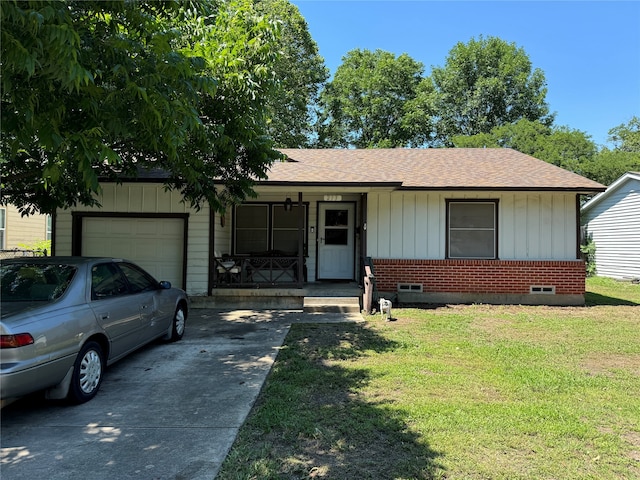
top-left (82, 217), bottom-right (184, 289)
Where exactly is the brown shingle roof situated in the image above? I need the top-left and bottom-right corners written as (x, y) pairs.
top-left (265, 148), bottom-right (605, 192)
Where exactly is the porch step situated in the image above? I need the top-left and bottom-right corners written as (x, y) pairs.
top-left (303, 296), bottom-right (361, 313)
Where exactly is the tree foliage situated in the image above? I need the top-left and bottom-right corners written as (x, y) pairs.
top-left (607, 116), bottom-right (640, 153)
top-left (580, 150), bottom-right (640, 186)
top-left (453, 119), bottom-right (596, 171)
top-left (315, 49), bottom-right (427, 148)
top-left (579, 117), bottom-right (640, 185)
top-left (429, 36), bottom-right (554, 144)
top-left (255, 0), bottom-right (328, 148)
top-left (1, 0), bottom-right (282, 215)
top-left (453, 118), bottom-right (640, 186)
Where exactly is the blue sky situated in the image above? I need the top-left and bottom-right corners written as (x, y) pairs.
top-left (290, 1), bottom-right (640, 147)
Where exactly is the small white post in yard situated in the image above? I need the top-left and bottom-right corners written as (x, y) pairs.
top-left (379, 298), bottom-right (392, 321)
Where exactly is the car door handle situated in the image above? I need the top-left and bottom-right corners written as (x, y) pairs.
top-left (101, 313), bottom-right (110, 320)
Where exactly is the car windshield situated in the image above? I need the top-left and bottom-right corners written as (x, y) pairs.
top-left (0, 263), bottom-right (77, 302)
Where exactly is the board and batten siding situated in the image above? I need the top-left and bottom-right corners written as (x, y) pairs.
top-left (54, 183), bottom-right (210, 295)
top-left (582, 176), bottom-right (640, 279)
top-left (367, 191), bottom-right (578, 260)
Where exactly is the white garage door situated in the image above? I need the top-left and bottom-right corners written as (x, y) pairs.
top-left (82, 217), bottom-right (184, 288)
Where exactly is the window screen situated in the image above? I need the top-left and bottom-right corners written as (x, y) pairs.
top-left (234, 203), bottom-right (307, 255)
top-left (448, 201), bottom-right (497, 259)
top-left (235, 205), bottom-right (269, 254)
top-left (272, 205), bottom-right (305, 254)
top-left (0, 208), bottom-right (5, 249)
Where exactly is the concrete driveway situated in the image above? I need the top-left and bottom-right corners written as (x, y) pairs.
top-left (1, 309), bottom-right (362, 479)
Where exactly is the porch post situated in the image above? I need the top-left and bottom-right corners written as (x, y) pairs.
top-left (297, 191), bottom-right (304, 288)
top-left (208, 207), bottom-right (216, 294)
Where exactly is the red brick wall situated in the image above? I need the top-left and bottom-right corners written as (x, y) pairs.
top-left (372, 259), bottom-right (586, 295)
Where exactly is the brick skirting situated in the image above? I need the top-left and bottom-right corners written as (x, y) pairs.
top-left (372, 259), bottom-right (586, 295)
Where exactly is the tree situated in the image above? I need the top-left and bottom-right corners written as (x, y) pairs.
top-left (580, 117), bottom-right (640, 185)
top-left (607, 116), bottom-right (640, 152)
top-left (452, 119), bottom-right (596, 178)
top-left (1, 0), bottom-right (282, 215)
top-left (254, 0), bottom-right (328, 148)
top-left (429, 36), bottom-right (554, 144)
top-left (453, 119), bottom-right (596, 171)
top-left (580, 150), bottom-right (640, 186)
top-left (315, 49), bottom-right (428, 148)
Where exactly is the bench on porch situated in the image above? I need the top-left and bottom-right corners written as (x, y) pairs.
top-left (213, 250), bottom-right (307, 287)
top-left (245, 250), bottom-right (307, 284)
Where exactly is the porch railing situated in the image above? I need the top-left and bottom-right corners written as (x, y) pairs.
top-left (213, 255), bottom-right (305, 288)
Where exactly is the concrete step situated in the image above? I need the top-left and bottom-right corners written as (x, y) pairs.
top-left (303, 296), bottom-right (361, 313)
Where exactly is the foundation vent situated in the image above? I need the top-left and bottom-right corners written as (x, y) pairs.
top-left (530, 285), bottom-right (556, 294)
top-left (398, 283), bottom-right (423, 293)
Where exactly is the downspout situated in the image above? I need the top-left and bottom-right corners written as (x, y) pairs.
top-left (575, 194), bottom-right (582, 260)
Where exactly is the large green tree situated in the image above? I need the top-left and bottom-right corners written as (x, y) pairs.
top-left (429, 36), bottom-right (554, 144)
top-left (581, 117), bottom-right (640, 185)
top-left (453, 119), bottom-right (596, 172)
top-left (255, 0), bottom-right (328, 148)
top-left (1, 0), bottom-right (282, 215)
top-left (606, 116), bottom-right (640, 153)
top-left (315, 49), bottom-right (427, 148)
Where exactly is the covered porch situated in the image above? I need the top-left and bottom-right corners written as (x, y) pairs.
top-left (209, 186), bottom-right (378, 293)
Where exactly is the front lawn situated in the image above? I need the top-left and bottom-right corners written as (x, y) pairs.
top-left (218, 278), bottom-right (640, 479)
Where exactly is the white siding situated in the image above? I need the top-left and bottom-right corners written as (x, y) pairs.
top-left (55, 183), bottom-right (210, 295)
top-left (583, 177), bottom-right (640, 279)
top-left (367, 191), bottom-right (578, 260)
top-left (3, 205), bottom-right (49, 249)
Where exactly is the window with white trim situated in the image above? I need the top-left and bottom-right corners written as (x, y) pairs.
top-left (447, 200), bottom-right (498, 259)
top-left (0, 208), bottom-right (6, 249)
top-left (234, 203), bottom-right (307, 255)
top-left (46, 215), bottom-right (52, 241)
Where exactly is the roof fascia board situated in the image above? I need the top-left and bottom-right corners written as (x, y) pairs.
top-left (399, 186), bottom-right (606, 193)
top-left (581, 172), bottom-right (640, 212)
top-left (255, 181), bottom-right (403, 188)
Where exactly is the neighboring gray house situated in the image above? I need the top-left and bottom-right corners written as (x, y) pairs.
top-left (581, 172), bottom-right (640, 280)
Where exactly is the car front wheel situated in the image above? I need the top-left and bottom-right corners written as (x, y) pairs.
top-left (168, 305), bottom-right (186, 342)
top-left (68, 341), bottom-right (104, 404)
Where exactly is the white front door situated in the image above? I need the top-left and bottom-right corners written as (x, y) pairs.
top-left (317, 203), bottom-right (355, 280)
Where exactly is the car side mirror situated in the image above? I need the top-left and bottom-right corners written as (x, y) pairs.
top-left (159, 281), bottom-right (172, 289)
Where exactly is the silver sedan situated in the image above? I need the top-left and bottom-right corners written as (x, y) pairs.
top-left (1, 257), bottom-right (188, 404)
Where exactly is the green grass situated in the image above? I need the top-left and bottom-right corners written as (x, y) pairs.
top-left (217, 278), bottom-right (640, 479)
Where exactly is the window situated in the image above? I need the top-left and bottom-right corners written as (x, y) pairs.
top-left (46, 215), bottom-right (52, 241)
top-left (235, 205), bottom-right (269, 254)
top-left (118, 262), bottom-right (158, 293)
top-left (92, 263), bottom-right (128, 299)
top-left (323, 208), bottom-right (349, 245)
top-left (0, 208), bottom-right (5, 249)
top-left (234, 203), bottom-right (307, 255)
top-left (0, 263), bottom-right (76, 301)
top-left (272, 205), bottom-right (305, 253)
top-left (447, 200), bottom-right (498, 259)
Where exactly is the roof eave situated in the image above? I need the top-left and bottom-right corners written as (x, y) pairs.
top-left (398, 186), bottom-right (606, 193)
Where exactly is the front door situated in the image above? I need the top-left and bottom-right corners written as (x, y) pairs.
top-left (317, 203), bottom-right (355, 280)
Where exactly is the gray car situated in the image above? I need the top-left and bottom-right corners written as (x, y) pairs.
top-left (1, 257), bottom-right (188, 404)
